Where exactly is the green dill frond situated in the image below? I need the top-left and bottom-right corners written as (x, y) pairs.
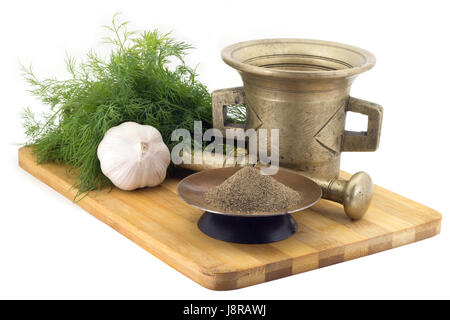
top-left (21, 15), bottom-right (212, 197)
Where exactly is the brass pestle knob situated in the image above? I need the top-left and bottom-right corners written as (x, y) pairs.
top-left (310, 172), bottom-right (374, 220)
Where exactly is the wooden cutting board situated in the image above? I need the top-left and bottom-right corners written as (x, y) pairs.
top-left (18, 147), bottom-right (442, 290)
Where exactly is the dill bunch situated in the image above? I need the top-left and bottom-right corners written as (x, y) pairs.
top-left (21, 15), bottom-right (212, 196)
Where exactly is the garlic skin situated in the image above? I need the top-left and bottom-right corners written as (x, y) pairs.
top-left (97, 122), bottom-right (171, 191)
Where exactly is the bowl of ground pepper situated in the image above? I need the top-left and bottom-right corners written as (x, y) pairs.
top-left (177, 166), bottom-right (321, 243)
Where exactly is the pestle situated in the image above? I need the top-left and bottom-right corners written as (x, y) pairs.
top-left (178, 151), bottom-right (373, 220)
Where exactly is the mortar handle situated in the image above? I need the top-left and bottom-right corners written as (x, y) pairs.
top-left (343, 97), bottom-right (383, 152)
top-left (212, 87), bottom-right (246, 136)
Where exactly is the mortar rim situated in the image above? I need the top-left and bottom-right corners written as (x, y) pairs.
top-left (221, 38), bottom-right (376, 79)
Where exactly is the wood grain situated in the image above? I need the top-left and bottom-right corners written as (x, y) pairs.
top-left (18, 147), bottom-right (442, 290)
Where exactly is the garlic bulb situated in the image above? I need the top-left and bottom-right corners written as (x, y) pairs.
top-left (97, 122), bottom-right (171, 191)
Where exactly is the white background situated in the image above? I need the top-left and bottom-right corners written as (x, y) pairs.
top-left (1, 0), bottom-right (449, 299)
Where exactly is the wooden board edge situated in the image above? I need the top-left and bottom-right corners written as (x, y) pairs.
top-left (227, 220), bottom-right (442, 291)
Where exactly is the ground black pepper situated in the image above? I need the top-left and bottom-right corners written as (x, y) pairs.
top-left (204, 166), bottom-right (301, 215)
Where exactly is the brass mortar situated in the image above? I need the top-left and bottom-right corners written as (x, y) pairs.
top-left (211, 39), bottom-right (383, 219)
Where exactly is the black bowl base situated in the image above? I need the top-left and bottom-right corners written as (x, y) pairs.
top-left (197, 212), bottom-right (298, 244)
